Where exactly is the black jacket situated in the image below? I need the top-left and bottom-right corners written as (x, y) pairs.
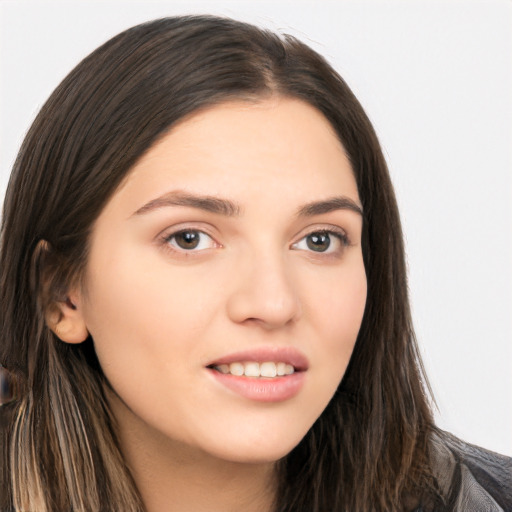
top-left (417, 431), bottom-right (512, 511)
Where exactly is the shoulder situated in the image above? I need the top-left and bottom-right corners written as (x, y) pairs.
top-left (427, 429), bottom-right (512, 511)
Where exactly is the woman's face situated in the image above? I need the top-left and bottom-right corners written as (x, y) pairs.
top-left (75, 97), bottom-right (367, 463)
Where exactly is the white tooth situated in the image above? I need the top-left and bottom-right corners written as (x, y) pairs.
top-left (230, 362), bottom-right (244, 376)
top-left (276, 362), bottom-right (287, 376)
top-left (216, 364), bottom-right (230, 374)
top-left (284, 364), bottom-right (294, 375)
top-left (260, 362), bottom-right (277, 378)
top-left (244, 362), bottom-right (260, 377)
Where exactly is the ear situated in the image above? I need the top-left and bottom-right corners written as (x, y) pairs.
top-left (33, 239), bottom-right (89, 344)
top-left (46, 293), bottom-right (89, 344)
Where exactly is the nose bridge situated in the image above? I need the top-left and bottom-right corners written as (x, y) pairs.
top-left (226, 241), bottom-right (301, 328)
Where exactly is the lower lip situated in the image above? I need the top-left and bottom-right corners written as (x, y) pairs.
top-left (208, 369), bottom-right (306, 402)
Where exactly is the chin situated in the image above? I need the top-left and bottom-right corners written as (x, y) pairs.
top-left (215, 448), bottom-right (293, 465)
top-left (201, 431), bottom-right (306, 465)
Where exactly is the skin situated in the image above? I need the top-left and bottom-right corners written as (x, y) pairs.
top-left (53, 97), bottom-right (367, 512)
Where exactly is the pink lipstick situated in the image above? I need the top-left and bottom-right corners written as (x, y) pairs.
top-left (205, 347), bottom-right (308, 402)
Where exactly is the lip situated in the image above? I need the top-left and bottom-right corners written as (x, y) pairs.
top-left (205, 347), bottom-right (309, 402)
top-left (208, 371), bottom-right (305, 402)
top-left (206, 346), bottom-right (309, 371)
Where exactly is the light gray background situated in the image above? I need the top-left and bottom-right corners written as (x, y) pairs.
top-left (1, 0), bottom-right (511, 456)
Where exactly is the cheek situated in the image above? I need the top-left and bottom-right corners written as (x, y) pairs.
top-left (81, 251), bottom-right (201, 380)
top-left (80, 243), bottom-right (233, 402)
top-left (305, 258), bottom-right (367, 376)
top-left (311, 259), bottom-right (367, 338)
top-left (83, 243), bottom-right (216, 334)
top-left (284, 258), bottom-right (366, 431)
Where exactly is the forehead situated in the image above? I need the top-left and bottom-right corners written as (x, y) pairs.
top-left (108, 97), bottom-right (360, 215)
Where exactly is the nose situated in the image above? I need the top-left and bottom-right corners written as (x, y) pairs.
top-left (226, 250), bottom-right (301, 330)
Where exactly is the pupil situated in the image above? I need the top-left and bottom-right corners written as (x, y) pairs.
top-left (176, 231), bottom-right (200, 249)
top-left (306, 232), bottom-right (330, 252)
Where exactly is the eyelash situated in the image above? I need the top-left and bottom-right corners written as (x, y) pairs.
top-left (291, 228), bottom-right (350, 256)
top-left (160, 226), bottom-right (350, 257)
top-left (162, 229), bottom-right (219, 254)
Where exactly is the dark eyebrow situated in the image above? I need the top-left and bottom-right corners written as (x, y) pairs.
top-left (132, 191), bottom-right (242, 217)
top-left (132, 191), bottom-right (362, 218)
top-left (296, 196), bottom-right (363, 217)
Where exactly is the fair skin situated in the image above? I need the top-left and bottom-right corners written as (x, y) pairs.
top-left (50, 97), bottom-right (367, 512)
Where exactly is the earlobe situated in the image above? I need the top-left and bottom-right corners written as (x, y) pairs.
top-left (47, 295), bottom-right (89, 344)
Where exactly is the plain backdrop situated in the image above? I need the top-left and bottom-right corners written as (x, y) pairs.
top-left (1, 0), bottom-right (511, 456)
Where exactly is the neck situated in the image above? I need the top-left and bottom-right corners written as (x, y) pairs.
top-left (108, 392), bottom-right (277, 512)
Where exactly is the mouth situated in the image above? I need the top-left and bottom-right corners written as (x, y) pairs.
top-left (206, 346), bottom-right (308, 375)
top-left (205, 347), bottom-right (308, 402)
top-left (207, 361), bottom-right (298, 378)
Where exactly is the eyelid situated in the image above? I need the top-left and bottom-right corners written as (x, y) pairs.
top-left (290, 225), bottom-right (350, 254)
top-left (157, 221), bottom-right (219, 240)
top-left (291, 224), bottom-right (349, 244)
top-left (157, 223), bottom-right (222, 256)
top-left (168, 230), bottom-right (216, 251)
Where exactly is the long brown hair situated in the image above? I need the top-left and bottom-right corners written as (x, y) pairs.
top-left (1, 15), bottom-right (440, 511)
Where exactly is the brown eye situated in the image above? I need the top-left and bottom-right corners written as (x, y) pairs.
top-left (166, 230), bottom-right (214, 251)
top-left (306, 232), bottom-right (331, 252)
top-left (291, 229), bottom-right (349, 255)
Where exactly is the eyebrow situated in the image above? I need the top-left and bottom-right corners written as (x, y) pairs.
top-left (297, 196), bottom-right (363, 217)
top-left (132, 191), bottom-right (363, 218)
top-left (132, 191), bottom-right (242, 217)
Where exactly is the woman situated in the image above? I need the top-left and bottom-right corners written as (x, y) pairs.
top-left (0, 15), bottom-right (510, 512)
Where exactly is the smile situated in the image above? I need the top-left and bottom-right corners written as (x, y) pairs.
top-left (212, 361), bottom-right (295, 378)
top-left (206, 347), bottom-right (308, 402)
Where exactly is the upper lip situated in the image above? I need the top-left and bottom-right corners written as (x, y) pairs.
top-left (206, 346), bottom-right (309, 371)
